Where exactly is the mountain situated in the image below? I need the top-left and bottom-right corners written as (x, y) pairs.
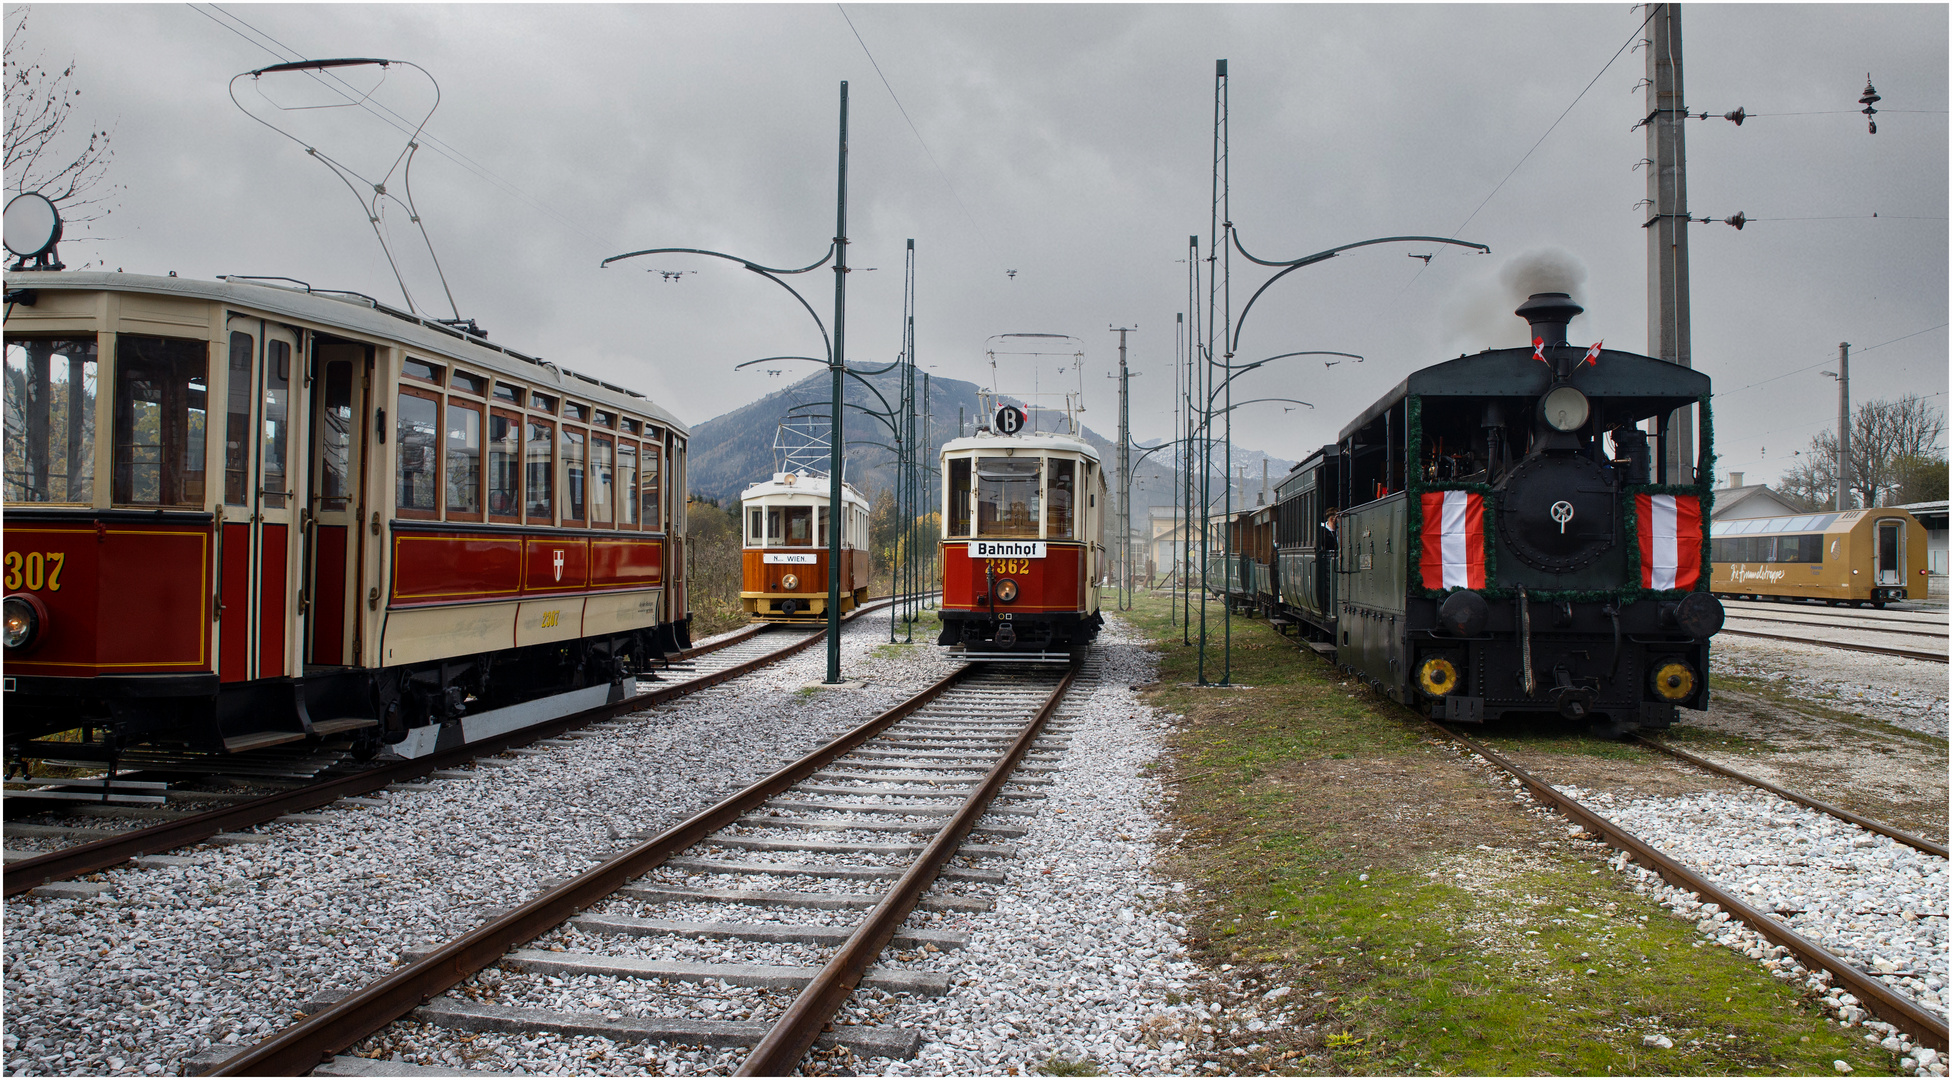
top-left (683, 369), bottom-right (1294, 524)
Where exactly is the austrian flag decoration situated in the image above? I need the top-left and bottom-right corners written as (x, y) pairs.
top-left (1636, 493), bottom-right (1703, 590)
top-left (1420, 490), bottom-right (1487, 589)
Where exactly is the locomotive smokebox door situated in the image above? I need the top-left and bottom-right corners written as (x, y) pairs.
top-left (1497, 454), bottom-right (1616, 573)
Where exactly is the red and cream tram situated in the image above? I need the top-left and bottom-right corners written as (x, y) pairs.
top-left (936, 405), bottom-right (1105, 658)
top-left (3, 271), bottom-right (690, 763)
top-left (739, 470), bottom-right (871, 621)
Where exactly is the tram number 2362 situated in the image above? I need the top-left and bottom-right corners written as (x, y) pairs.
top-left (984, 559), bottom-right (1033, 576)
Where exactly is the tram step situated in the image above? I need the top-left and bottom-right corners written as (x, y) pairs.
top-left (311, 717), bottom-right (380, 736)
top-left (222, 730), bottom-right (309, 753)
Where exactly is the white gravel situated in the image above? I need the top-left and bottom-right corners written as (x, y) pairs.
top-left (1711, 634), bottom-right (1950, 739)
top-left (0, 616), bottom-right (959, 1077)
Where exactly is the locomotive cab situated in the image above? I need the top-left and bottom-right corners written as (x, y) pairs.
top-left (1332, 292), bottom-right (1723, 735)
top-left (936, 417), bottom-right (1105, 659)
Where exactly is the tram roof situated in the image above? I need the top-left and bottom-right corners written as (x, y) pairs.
top-left (941, 429), bottom-right (1100, 462)
top-left (1338, 346), bottom-right (1711, 444)
top-left (738, 471), bottom-right (869, 508)
top-left (7, 271), bottom-right (687, 434)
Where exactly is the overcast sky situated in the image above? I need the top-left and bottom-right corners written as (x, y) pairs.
top-left (14, 3), bottom-right (1947, 492)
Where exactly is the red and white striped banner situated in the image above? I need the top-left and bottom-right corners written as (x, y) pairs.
top-left (1636, 493), bottom-right (1703, 590)
top-left (1420, 490), bottom-right (1486, 590)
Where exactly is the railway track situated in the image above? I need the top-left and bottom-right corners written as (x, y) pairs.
top-left (2, 605), bottom-right (888, 898)
top-left (1715, 626), bottom-right (1948, 664)
top-left (199, 654), bottom-right (1091, 1076)
top-left (1434, 722), bottom-right (1949, 1052)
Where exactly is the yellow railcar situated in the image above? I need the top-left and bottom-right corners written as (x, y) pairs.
top-left (1710, 508), bottom-right (1929, 607)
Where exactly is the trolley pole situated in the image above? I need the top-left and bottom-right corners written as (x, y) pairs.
top-left (826, 81), bottom-right (849, 684)
top-left (1112, 325), bottom-right (1136, 609)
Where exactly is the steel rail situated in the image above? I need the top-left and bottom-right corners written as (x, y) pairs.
top-left (1717, 627), bottom-right (1948, 664)
top-left (1723, 614), bottom-right (1949, 640)
top-left (5, 604), bottom-right (882, 898)
top-left (1633, 737), bottom-right (1948, 859)
top-left (1435, 723), bottom-right (1948, 1051)
top-left (738, 661), bottom-right (1082, 1075)
top-left (205, 660), bottom-right (976, 1076)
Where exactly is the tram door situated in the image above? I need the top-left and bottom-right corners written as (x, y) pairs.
top-left (305, 341), bottom-right (369, 666)
top-left (1875, 519), bottom-right (1903, 586)
top-left (218, 316), bottom-right (303, 682)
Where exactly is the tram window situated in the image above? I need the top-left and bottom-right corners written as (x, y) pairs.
top-left (947, 458), bottom-right (971, 536)
top-left (402, 357), bottom-right (443, 384)
top-left (975, 457), bottom-right (1041, 538)
top-left (783, 506), bottom-right (813, 546)
top-left (564, 402), bottom-right (589, 423)
top-left (446, 400), bottom-right (483, 517)
top-left (590, 435), bottom-right (614, 525)
top-left (617, 440), bottom-right (638, 527)
top-left (394, 388), bottom-right (440, 516)
top-left (112, 335), bottom-right (207, 507)
top-left (594, 410), bottom-right (615, 428)
top-left (487, 410), bottom-right (521, 519)
top-left (319, 359), bottom-right (355, 512)
top-left (818, 506), bottom-right (829, 548)
top-left (530, 392), bottom-right (557, 413)
top-left (4, 336), bottom-right (98, 505)
top-left (261, 340), bottom-right (290, 509)
top-left (1047, 459), bottom-right (1075, 539)
top-left (491, 382), bottom-right (520, 404)
top-left (641, 444), bottom-right (661, 530)
top-left (451, 371), bottom-right (485, 397)
top-left (562, 428), bottom-right (587, 525)
top-left (749, 508), bottom-right (763, 546)
top-left (223, 331), bottom-right (252, 506)
top-left (525, 418), bottom-right (554, 522)
top-left (621, 418), bottom-right (639, 435)
top-left (767, 508), bottom-right (782, 544)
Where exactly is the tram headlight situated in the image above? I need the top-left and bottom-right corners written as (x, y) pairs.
top-left (3, 595), bottom-right (43, 651)
top-left (1649, 659), bottom-right (1697, 702)
top-left (781, 573), bottom-right (800, 591)
top-left (995, 578), bottom-right (1019, 603)
top-left (1540, 386), bottom-right (1590, 432)
top-left (1417, 655), bottom-right (1461, 697)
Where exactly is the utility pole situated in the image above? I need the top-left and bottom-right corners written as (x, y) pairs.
top-left (1111, 325), bottom-right (1136, 608)
top-left (825, 81), bottom-right (849, 684)
top-left (1644, 3), bottom-right (1695, 482)
top-left (1828, 342), bottom-right (1851, 510)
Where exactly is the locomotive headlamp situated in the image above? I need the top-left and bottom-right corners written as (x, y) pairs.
top-left (1417, 656), bottom-right (1461, 697)
top-left (1540, 386), bottom-right (1590, 432)
top-left (781, 573), bottom-right (800, 591)
top-left (995, 578), bottom-right (1020, 603)
top-left (1650, 659), bottom-right (1697, 702)
top-left (3, 595), bottom-right (42, 651)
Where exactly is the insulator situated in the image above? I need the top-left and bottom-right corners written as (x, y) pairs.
top-left (1723, 107), bottom-right (1747, 126)
top-left (1723, 212), bottom-right (1747, 230)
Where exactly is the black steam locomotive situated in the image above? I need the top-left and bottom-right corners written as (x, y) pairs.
top-left (1235, 292), bottom-right (1724, 736)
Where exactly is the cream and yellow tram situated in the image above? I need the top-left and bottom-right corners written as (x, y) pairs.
top-left (739, 471), bottom-right (870, 621)
top-left (936, 406), bottom-right (1105, 658)
top-left (1711, 507), bottom-right (1929, 607)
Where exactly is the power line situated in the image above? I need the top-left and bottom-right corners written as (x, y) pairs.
top-left (1711, 322), bottom-right (1948, 399)
top-left (834, 4), bottom-right (998, 264)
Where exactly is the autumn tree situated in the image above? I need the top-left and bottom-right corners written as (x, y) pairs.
top-left (6, 8), bottom-right (120, 244)
top-left (685, 497), bottom-right (746, 636)
top-left (1776, 394), bottom-right (1947, 510)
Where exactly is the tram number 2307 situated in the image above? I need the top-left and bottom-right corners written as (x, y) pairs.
top-left (984, 559), bottom-right (1033, 576)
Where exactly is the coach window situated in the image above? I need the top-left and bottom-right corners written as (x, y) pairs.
top-left (486, 409), bottom-right (522, 521)
top-left (491, 382), bottom-right (520, 406)
top-left (112, 335), bottom-right (207, 507)
top-left (975, 456), bottom-right (1040, 538)
top-left (641, 443), bottom-right (662, 531)
top-left (616, 440), bottom-right (638, 528)
top-left (318, 357), bottom-right (355, 512)
top-left (594, 409), bottom-right (615, 429)
top-left (564, 401), bottom-right (589, 423)
top-left (446, 399), bottom-right (483, 519)
top-left (402, 357), bottom-right (443, 385)
top-left (260, 339), bottom-right (291, 509)
top-left (748, 507), bottom-right (764, 546)
top-left (783, 505), bottom-right (813, 546)
top-left (562, 427), bottom-right (587, 526)
top-left (1047, 458), bottom-right (1075, 539)
top-left (818, 506), bottom-right (829, 548)
top-left (525, 418), bottom-right (555, 523)
top-left (222, 331), bottom-right (252, 505)
top-left (4, 337), bottom-right (98, 505)
top-left (451, 370), bottom-right (485, 397)
top-left (395, 385), bottom-right (440, 518)
top-left (947, 458), bottom-right (971, 537)
top-left (590, 434), bottom-right (614, 526)
top-left (531, 391), bottom-right (557, 414)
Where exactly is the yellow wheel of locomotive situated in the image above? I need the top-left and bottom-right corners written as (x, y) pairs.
top-left (1650, 659), bottom-right (1696, 702)
top-left (1417, 656), bottom-right (1460, 697)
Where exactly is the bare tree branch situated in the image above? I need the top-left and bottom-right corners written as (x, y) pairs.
top-left (5, 8), bottom-right (122, 235)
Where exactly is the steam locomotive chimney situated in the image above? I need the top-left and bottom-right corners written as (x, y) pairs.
top-left (1515, 292), bottom-right (1583, 347)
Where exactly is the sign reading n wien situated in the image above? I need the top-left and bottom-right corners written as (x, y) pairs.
top-left (972, 540), bottom-right (1047, 559)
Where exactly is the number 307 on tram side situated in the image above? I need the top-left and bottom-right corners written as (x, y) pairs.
top-left (936, 405), bottom-right (1106, 660)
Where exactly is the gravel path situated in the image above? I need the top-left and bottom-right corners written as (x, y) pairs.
top-left (1711, 634), bottom-right (1949, 739)
top-left (1, 618), bottom-right (958, 1077)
